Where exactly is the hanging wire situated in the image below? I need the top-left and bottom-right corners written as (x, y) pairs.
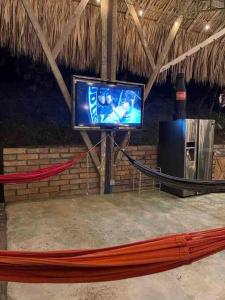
top-left (86, 134), bottom-right (109, 156)
top-left (138, 171), bottom-right (142, 194)
top-left (86, 153), bottom-right (90, 195)
top-left (132, 168), bottom-right (136, 192)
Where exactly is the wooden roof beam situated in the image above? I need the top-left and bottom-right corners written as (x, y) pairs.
top-left (160, 26), bottom-right (225, 73)
top-left (125, 0), bottom-right (156, 70)
top-left (20, 0), bottom-right (101, 173)
top-left (144, 16), bottom-right (183, 101)
top-left (52, 0), bottom-right (90, 59)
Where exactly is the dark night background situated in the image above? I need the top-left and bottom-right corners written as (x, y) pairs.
top-left (0, 47), bottom-right (224, 147)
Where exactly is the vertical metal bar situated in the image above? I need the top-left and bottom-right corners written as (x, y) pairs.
top-left (100, 132), bottom-right (106, 194)
top-left (105, 131), bottom-right (115, 193)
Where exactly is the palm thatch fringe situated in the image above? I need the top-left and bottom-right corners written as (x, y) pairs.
top-left (0, 0), bottom-right (225, 86)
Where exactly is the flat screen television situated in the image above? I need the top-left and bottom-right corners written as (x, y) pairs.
top-left (72, 76), bottom-right (144, 130)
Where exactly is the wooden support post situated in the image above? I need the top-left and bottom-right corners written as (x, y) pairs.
top-left (100, 0), bottom-right (118, 194)
top-left (20, 0), bottom-right (101, 175)
top-left (21, 0), bottom-right (72, 110)
top-left (144, 16), bottom-right (183, 101)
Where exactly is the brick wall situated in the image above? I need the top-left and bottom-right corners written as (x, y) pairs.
top-left (4, 144), bottom-right (223, 202)
top-left (3, 145), bottom-right (158, 202)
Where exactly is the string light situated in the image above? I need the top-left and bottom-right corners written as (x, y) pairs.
top-left (138, 9), bottom-right (143, 17)
top-left (205, 24), bottom-right (210, 31)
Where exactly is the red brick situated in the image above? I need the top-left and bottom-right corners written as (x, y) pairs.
top-left (79, 163), bottom-right (95, 169)
top-left (5, 184), bottom-right (27, 190)
top-left (30, 193), bottom-right (50, 200)
top-left (126, 146), bottom-right (138, 151)
top-left (17, 154), bottom-right (39, 160)
top-left (131, 151), bottom-right (146, 156)
top-left (80, 182), bottom-right (99, 189)
top-left (79, 173), bottom-right (98, 179)
top-left (50, 180), bottom-right (69, 186)
top-left (4, 154), bottom-right (17, 161)
top-left (27, 148), bottom-right (49, 154)
top-left (4, 190), bottom-right (16, 197)
top-left (69, 147), bottom-right (86, 153)
top-left (28, 182), bottom-right (49, 188)
top-left (5, 195), bottom-right (27, 202)
top-left (58, 190), bottom-right (83, 197)
top-left (60, 174), bottom-right (79, 180)
top-left (60, 184), bottom-right (79, 191)
top-left (4, 167), bottom-right (17, 173)
top-left (116, 170), bottom-right (130, 176)
top-left (70, 178), bottom-right (99, 185)
top-left (60, 153), bottom-right (74, 159)
top-left (137, 145), bottom-right (157, 151)
top-left (50, 147), bottom-right (69, 153)
top-left (40, 186), bottom-right (59, 193)
top-left (4, 161), bottom-right (27, 167)
top-left (40, 154), bottom-right (60, 159)
top-left (4, 148), bottom-right (26, 155)
top-left (27, 159), bottom-right (50, 166)
top-left (48, 176), bottom-right (60, 181)
top-left (17, 188), bottom-right (39, 195)
top-left (16, 166), bottom-right (37, 172)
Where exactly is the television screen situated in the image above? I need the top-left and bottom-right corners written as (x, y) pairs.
top-left (73, 77), bottom-right (144, 129)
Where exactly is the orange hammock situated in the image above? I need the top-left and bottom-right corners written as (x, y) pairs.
top-left (0, 227), bottom-right (225, 283)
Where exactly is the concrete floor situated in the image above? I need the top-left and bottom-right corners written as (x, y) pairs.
top-left (6, 190), bottom-right (225, 300)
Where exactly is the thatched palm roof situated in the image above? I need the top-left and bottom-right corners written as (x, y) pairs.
top-left (1, 0), bottom-right (225, 86)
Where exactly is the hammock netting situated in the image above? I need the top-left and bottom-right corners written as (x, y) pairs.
top-left (0, 227), bottom-right (225, 283)
top-left (0, 148), bottom-right (224, 283)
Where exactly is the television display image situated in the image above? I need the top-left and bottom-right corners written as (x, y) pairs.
top-left (73, 78), bottom-right (144, 129)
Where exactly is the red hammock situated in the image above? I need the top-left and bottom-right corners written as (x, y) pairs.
top-left (0, 227), bottom-right (225, 283)
top-left (0, 153), bottom-right (85, 184)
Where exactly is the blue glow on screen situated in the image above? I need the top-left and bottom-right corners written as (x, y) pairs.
top-left (75, 81), bottom-right (143, 128)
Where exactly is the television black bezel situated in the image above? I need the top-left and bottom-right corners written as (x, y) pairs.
top-left (72, 75), bottom-right (145, 131)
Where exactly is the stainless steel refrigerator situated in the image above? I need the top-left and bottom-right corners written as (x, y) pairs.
top-left (159, 119), bottom-right (215, 197)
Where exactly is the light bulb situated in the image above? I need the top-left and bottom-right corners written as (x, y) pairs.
top-left (138, 9), bottom-right (143, 17)
top-left (205, 24), bottom-right (210, 30)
